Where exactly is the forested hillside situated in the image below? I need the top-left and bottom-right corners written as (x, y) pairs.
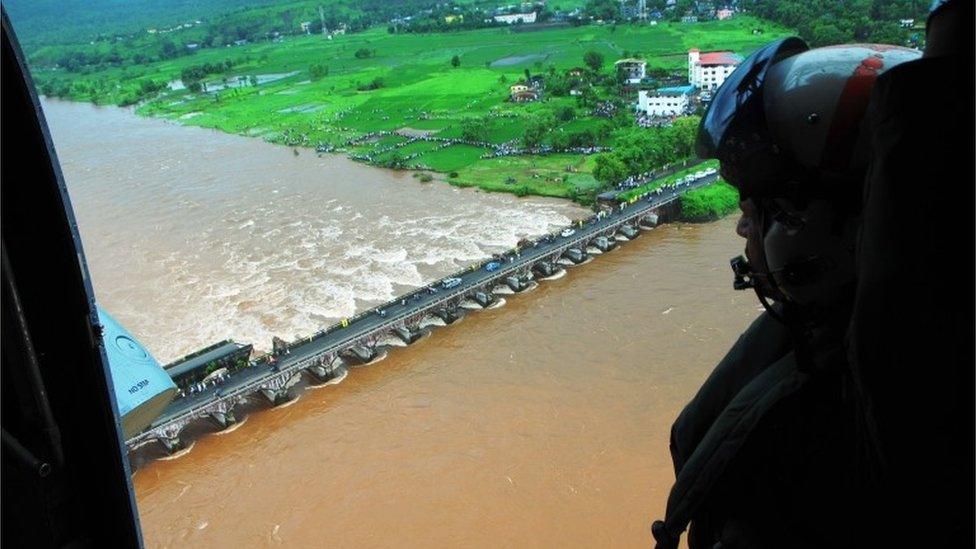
top-left (737, 0), bottom-right (928, 46)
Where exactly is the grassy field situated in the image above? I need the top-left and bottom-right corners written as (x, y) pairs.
top-left (30, 17), bottom-right (791, 200)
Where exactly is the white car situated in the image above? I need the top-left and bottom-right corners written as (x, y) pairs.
top-left (704, 167), bottom-right (718, 176)
top-left (441, 277), bottom-right (462, 289)
top-left (560, 228), bottom-right (576, 238)
top-left (683, 175), bottom-right (696, 184)
top-left (694, 171), bottom-right (706, 178)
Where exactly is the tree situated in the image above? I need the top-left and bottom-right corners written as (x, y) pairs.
top-left (522, 114), bottom-right (555, 148)
top-left (460, 117), bottom-right (490, 142)
top-left (583, 50), bottom-right (604, 72)
top-left (160, 40), bottom-right (179, 60)
top-left (309, 64), bottom-right (329, 80)
top-left (451, 55), bottom-right (460, 68)
top-left (583, 0), bottom-right (618, 21)
top-left (592, 154), bottom-right (628, 184)
top-left (556, 105), bottom-right (575, 122)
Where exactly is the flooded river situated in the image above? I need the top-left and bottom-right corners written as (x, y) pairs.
top-left (44, 99), bottom-right (758, 547)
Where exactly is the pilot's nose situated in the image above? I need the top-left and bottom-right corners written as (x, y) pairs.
top-left (735, 200), bottom-right (753, 239)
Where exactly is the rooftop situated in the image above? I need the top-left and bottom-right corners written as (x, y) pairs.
top-left (696, 51), bottom-right (742, 66)
top-left (656, 84), bottom-right (696, 95)
top-left (164, 340), bottom-right (251, 379)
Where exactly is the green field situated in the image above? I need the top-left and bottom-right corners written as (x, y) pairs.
top-left (29, 17), bottom-right (791, 200)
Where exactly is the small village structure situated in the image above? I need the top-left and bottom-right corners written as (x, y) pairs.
top-left (493, 12), bottom-right (537, 24)
top-left (508, 76), bottom-right (543, 102)
top-left (614, 58), bottom-right (647, 84)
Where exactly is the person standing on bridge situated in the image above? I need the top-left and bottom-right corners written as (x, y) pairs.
top-left (651, 38), bottom-right (921, 548)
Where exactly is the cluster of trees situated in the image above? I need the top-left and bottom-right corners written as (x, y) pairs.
top-left (522, 114), bottom-right (555, 147)
top-left (388, 3), bottom-right (555, 34)
top-left (591, 116), bottom-right (700, 184)
top-left (679, 181), bottom-right (739, 221)
top-left (309, 64), bottom-right (329, 80)
top-left (356, 77), bottom-right (384, 91)
top-left (180, 60), bottom-right (233, 85)
top-left (354, 48), bottom-right (376, 59)
top-left (551, 127), bottom-right (603, 149)
top-left (737, 0), bottom-right (927, 47)
top-left (24, 0), bottom-right (438, 74)
top-left (460, 117), bottom-right (491, 142)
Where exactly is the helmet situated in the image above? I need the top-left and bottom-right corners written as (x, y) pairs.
top-left (700, 39), bottom-right (921, 311)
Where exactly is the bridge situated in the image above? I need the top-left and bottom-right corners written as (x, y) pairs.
top-left (125, 174), bottom-right (720, 454)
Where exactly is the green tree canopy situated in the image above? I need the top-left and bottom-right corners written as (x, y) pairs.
top-left (583, 50), bottom-right (604, 72)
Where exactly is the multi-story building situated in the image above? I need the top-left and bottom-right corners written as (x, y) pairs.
top-left (637, 85), bottom-right (694, 117)
top-left (614, 58), bottom-right (647, 84)
top-left (688, 49), bottom-right (742, 91)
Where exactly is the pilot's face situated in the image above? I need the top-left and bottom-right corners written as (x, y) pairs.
top-left (736, 198), bottom-right (764, 270)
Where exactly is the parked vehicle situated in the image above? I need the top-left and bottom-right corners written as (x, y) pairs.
top-left (560, 228), bottom-right (576, 237)
top-left (442, 277), bottom-right (462, 289)
top-left (485, 261), bottom-right (501, 272)
top-left (377, 308), bottom-right (387, 317)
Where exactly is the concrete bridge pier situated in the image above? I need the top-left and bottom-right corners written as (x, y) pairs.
top-left (307, 357), bottom-right (344, 382)
top-left (393, 326), bottom-right (423, 344)
top-left (260, 371), bottom-right (302, 406)
top-left (533, 262), bottom-right (557, 278)
top-left (208, 410), bottom-right (237, 430)
top-left (618, 224), bottom-right (640, 240)
top-left (472, 291), bottom-right (495, 308)
top-left (640, 213), bottom-right (659, 228)
top-left (158, 435), bottom-right (185, 454)
top-left (260, 388), bottom-right (294, 406)
top-left (505, 275), bottom-right (528, 292)
top-left (156, 425), bottom-right (186, 455)
top-left (434, 308), bottom-right (461, 324)
top-left (343, 345), bottom-right (377, 363)
top-left (562, 247), bottom-right (588, 264)
top-left (592, 235), bottom-right (616, 252)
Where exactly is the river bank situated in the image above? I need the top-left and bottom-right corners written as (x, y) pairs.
top-left (30, 18), bottom-right (787, 202)
top-left (42, 98), bottom-right (588, 362)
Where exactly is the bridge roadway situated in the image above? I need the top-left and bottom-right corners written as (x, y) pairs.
top-left (125, 174), bottom-right (719, 451)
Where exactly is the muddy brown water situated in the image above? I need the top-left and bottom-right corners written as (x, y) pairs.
top-left (43, 99), bottom-right (758, 547)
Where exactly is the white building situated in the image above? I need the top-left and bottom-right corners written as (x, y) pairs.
top-left (614, 58), bottom-right (647, 84)
top-left (637, 86), bottom-right (694, 117)
top-left (688, 49), bottom-right (742, 91)
top-left (494, 11), bottom-right (537, 24)
top-left (716, 8), bottom-right (734, 20)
